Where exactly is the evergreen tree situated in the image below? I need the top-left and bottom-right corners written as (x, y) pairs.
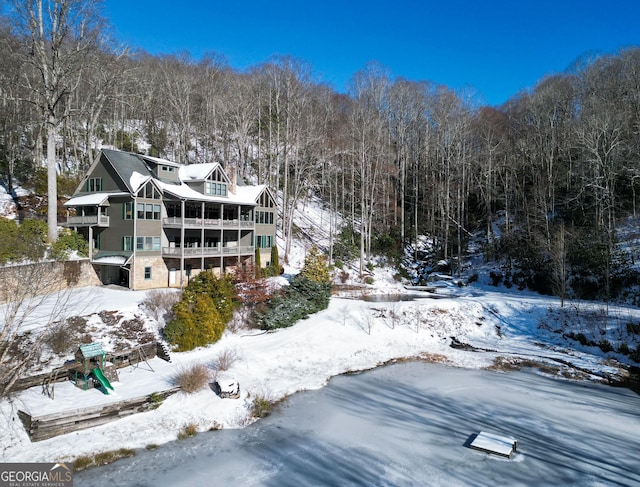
top-left (270, 245), bottom-right (280, 274)
top-left (254, 247), bottom-right (262, 278)
top-left (165, 294), bottom-right (224, 351)
top-left (164, 270), bottom-right (238, 350)
top-left (300, 245), bottom-right (331, 284)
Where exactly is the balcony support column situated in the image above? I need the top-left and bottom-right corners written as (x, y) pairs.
top-left (180, 199), bottom-right (185, 288)
top-left (201, 201), bottom-right (205, 271)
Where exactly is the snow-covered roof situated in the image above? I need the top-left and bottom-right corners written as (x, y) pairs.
top-left (129, 171), bottom-right (152, 193)
top-left (64, 192), bottom-right (128, 207)
top-left (92, 255), bottom-right (129, 265)
top-left (179, 163), bottom-right (219, 181)
top-left (234, 184), bottom-right (269, 203)
top-left (157, 180), bottom-right (258, 206)
top-left (139, 154), bottom-right (182, 168)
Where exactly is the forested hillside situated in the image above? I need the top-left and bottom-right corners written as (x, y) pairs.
top-left (1, 2), bottom-right (640, 302)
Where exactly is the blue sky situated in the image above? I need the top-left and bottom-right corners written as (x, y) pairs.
top-left (104, 0), bottom-right (640, 106)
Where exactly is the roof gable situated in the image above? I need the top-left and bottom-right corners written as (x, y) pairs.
top-left (102, 149), bottom-right (153, 193)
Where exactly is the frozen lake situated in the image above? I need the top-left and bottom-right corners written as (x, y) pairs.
top-left (76, 362), bottom-right (640, 486)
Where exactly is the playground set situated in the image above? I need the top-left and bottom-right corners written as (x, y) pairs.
top-left (35, 341), bottom-right (164, 400)
top-left (72, 343), bottom-right (118, 394)
top-left (16, 341), bottom-right (175, 442)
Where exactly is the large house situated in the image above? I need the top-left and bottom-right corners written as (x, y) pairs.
top-left (64, 149), bottom-right (277, 290)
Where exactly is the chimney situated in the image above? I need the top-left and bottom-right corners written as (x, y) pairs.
top-left (230, 164), bottom-right (237, 193)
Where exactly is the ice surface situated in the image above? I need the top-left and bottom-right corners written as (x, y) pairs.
top-left (75, 362), bottom-right (640, 487)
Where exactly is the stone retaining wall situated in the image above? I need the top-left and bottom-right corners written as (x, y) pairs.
top-left (0, 260), bottom-right (101, 303)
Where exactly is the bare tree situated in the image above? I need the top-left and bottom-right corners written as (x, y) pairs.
top-left (0, 263), bottom-right (78, 396)
top-left (9, 0), bottom-right (104, 241)
top-left (549, 221), bottom-right (571, 308)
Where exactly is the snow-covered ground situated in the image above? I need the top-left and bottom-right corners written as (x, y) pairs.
top-left (1, 274), bottom-right (638, 467)
top-left (1, 189), bottom-right (639, 476)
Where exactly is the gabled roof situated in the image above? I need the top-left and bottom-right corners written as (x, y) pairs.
top-left (179, 162), bottom-right (223, 182)
top-left (102, 149), bottom-right (152, 193)
top-left (73, 150), bottom-right (274, 207)
top-left (156, 180), bottom-right (257, 205)
top-left (234, 184), bottom-right (270, 204)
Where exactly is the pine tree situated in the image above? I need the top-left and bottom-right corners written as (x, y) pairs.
top-left (254, 247), bottom-right (262, 278)
top-left (270, 245), bottom-right (280, 274)
top-left (301, 245), bottom-right (331, 284)
top-left (164, 294), bottom-right (224, 351)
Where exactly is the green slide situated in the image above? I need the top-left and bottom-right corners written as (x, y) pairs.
top-left (92, 368), bottom-right (114, 394)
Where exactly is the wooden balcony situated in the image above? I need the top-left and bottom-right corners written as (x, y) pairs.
top-left (162, 245), bottom-right (254, 258)
top-left (65, 215), bottom-right (110, 227)
top-left (162, 217), bottom-right (254, 229)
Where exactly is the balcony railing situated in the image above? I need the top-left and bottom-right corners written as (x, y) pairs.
top-left (66, 215), bottom-right (110, 226)
top-left (162, 245), bottom-right (254, 258)
top-left (163, 217), bottom-right (254, 229)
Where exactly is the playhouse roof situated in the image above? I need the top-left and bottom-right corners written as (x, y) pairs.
top-left (78, 343), bottom-right (105, 359)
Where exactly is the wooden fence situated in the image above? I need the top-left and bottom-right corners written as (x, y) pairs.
top-left (18, 387), bottom-right (180, 442)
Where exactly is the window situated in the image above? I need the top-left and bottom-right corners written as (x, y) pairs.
top-left (86, 177), bottom-right (102, 192)
top-left (144, 267), bottom-right (152, 280)
top-left (136, 236), bottom-right (161, 251)
top-left (255, 235), bottom-right (273, 249)
top-left (138, 182), bottom-right (161, 199)
top-left (135, 202), bottom-right (161, 220)
top-left (255, 211), bottom-right (274, 224)
top-left (123, 236), bottom-right (133, 251)
top-left (123, 202), bottom-right (133, 220)
top-left (205, 181), bottom-right (227, 196)
top-left (161, 165), bottom-right (175, 173)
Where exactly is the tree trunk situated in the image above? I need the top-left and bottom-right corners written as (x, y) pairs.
top-left (47, 120), bottom-right (58, 242)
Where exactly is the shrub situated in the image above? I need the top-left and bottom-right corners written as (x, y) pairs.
top-left (143, 289), bottom-right (181, 322)
top-left (44, 322), bottom-right (74, 355)
top-left (598, 340), bottom-right (613, 353)
top-left (0, 217), bottom-right (19, 264)
top-left (164, 294), bottom-right (225, 351)
top-left (250, 394), bottom-right (274, 418)
top-left (184, 271), bottom-right (238, 323)
top-left (489, 271), bottom-right (503, 287)
top-left (210, 349), bottom-right (239, 372)
top-left (177, 423), bottom-right (198, 440)
top-left (172, 363), bottom-right (211, 393)
top-left (17, 219), bottom-right (48, 261)
top-left (50, 228), bottom-right (88, 260)
top-left (256, 275), bottom-right (331, 330)
top-left (147, 392), bottom-right (165, 410)
top-left (73, 448), bottom-right (135, 472)
top-left (627, 322), bottom-right (640, 335)
top-left (618, 342), bottom-right (631, 355)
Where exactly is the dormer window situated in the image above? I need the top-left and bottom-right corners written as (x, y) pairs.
top-left (161, 165), bottom-right (175, 173)
top-left (205, 181), bottom-right (227, 196)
